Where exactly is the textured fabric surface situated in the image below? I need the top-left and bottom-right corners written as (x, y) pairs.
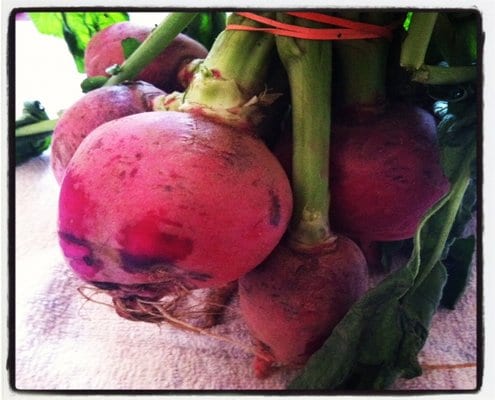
top-left (14, 152), bottom-right (479, 391)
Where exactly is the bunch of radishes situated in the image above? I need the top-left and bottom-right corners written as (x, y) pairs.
top-left (50, 12), bottom-right (453, 380)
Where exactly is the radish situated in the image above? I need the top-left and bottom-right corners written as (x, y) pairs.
top-left (239, 14), bottom-right (368, 378)
top-left (51, 82), bottom-right (165, 184)
top-left (58, 13), bottom-right (292, 302)
top-left (84, 21), bottom-right (208, 92)
top-left (274, 12), bottom-right (450, 269)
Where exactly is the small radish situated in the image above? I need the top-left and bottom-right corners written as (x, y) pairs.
top-left (84, 21), bottom-right (208, 92)
top-left (50, 81), bottom-right (165, 184)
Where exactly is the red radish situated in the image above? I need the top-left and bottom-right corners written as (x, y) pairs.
top-left (58, 111), bottom-right (292, 299)
top-left (239, 16), bottom-right (368, 378)
top-left (84, 21), bottom-right (208, 92)
top-left (50, 82), bottom-right (165, 184)
top-left (329, 104), bottom-right (450, 243)
top-left (239, 236), bottom-right (368, 377)
top-left (274, 104), bottom-right (450, 248)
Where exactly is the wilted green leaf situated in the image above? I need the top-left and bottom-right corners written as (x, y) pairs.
top-left (441, 236), bottom-right (476, 309)
top-left (183, 12), bottom-right (226, 49)
top-left (15, 101), bottom-right (53, 165)
top-left (29, 12), bottom-right (129, 73)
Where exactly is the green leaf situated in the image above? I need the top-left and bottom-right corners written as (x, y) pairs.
top-left (28, 12), bottom-right (129, 73)
top-left (288, 265), bottom-right (415, 390)
top-left (441, 236), bottom-right (476, 309)
top-left (183, 12), bottom-right (226, 50)
top-left (121, 37), bottom-right (142, 59)
top-left (15, 101), bottom-right (53, 165)
top-left (403, 12), bottom-right (413, 31)
top-left (397, 261), bottom-right (448, 379)
top-left (15, 100), bottom-right (49, 128)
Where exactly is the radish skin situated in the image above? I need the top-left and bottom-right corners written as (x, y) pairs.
top-left (58, 111), bottom-right (293, 298)
top-left (239, 236), bottom-right (368, 377)
top-left (51, 82), bottom-right (165, 184)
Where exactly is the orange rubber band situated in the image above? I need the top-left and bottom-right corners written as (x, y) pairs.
top-left (226, 11), bottom-right (397, 41)
top-left (286, 11), bottom-right (395, 39)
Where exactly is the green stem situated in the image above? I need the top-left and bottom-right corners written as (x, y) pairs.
top-left (412, 65), bottom-right (477, 84)
top-left (276, 14), bottom-right (333, 248)
top-left (409, 137), bottom-right (476, 293)
top-left (400, 12), bottom-right (438, 70)
top-left (159, 13), bottom-right (277, 128)
top-left (15, 119), bottom-right (58, 137)
top-left (183, 13), bottom-right (276, 108)
top-left (202, 12), bottom-right (275, 95)
top-left (105, 12), bottom-right (198, 86)
top-left (334, 12), bottom-right (391, 109)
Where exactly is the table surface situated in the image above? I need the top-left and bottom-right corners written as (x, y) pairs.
top-left (13, 151), bottom-right (478, 392)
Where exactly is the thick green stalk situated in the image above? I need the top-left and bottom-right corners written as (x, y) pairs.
top-left (159, 13), bottom-right (277, 128)
top-left (334, 12), bottom-right (390, 109)
top-left (201, 12), bottom-right (275, 95)
top-left (400, 12), bottom-right (438, 70)
top-left (182, 13), bottom-right (276, 109)
top-left (276, 14), bottom-right (333, 248)
top-left (105, 12), bottom-right (198, 86)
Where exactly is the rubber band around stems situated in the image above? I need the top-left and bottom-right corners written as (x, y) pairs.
top-left (226, 11), bottom-right (398, 40)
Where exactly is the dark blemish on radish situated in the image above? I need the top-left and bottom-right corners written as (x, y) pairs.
top-left (163, 185), bottom-right (173, 192)
top-left (135, 152), bottom-right (142, 160)
top-left (120, 252), bottom-right (172, 272)
top-left (129, 168), bottom-right (138, 178)
top-left (162, 218), bottom-right (183, 228)
top-left (269, 190), bottom-right (281, 226)
top-left (188, 271), bottom-right (213, 282)
top-left (119, 170), bottom-right (126, 179)
top-left (83, 255), bottom-right (97, 266)
top-left (119, 216), bottom-right (194, 272)
top-left (59, 231), bottom-right (89, 247)
top-left (170, 171), bottom-right (185, 179)
top-left (91, 281), bottom-right (121, 291)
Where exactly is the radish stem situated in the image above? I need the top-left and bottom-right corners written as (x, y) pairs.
top-left (183, 13), bottom-right (276, 109)
top-left (400, 12), bottom-right (438, 70)
top-left (334, 12), bottom-right (393, 111)
top-left (16, 119), bottom-right (58, 136)
top-left (105, 12), bottom-right (198, 86)
top-left (276, 13), bottom-right (333, 248)
top-left (412, 64), bottom-right (477, 84)
top-left (201, 12), bottom-right (276, 96)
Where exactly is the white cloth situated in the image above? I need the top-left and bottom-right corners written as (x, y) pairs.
top-left (14, 152), bottom-right (477, 390)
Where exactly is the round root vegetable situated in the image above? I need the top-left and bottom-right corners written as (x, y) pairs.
top-left (274, 104), bottom-right (450, 247)
top-left (58, 111), bottom-right (292, 300)
top-left (239, 15), bottom-right (368, 378)
top-left (330, 104), bottom-right (450, 243)
top-left (239, 237), bottom-right (368, 377)
top-left (50, 82), bottom-right (165, 184)
top-left (84, 21), bottom-right (208, 92)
